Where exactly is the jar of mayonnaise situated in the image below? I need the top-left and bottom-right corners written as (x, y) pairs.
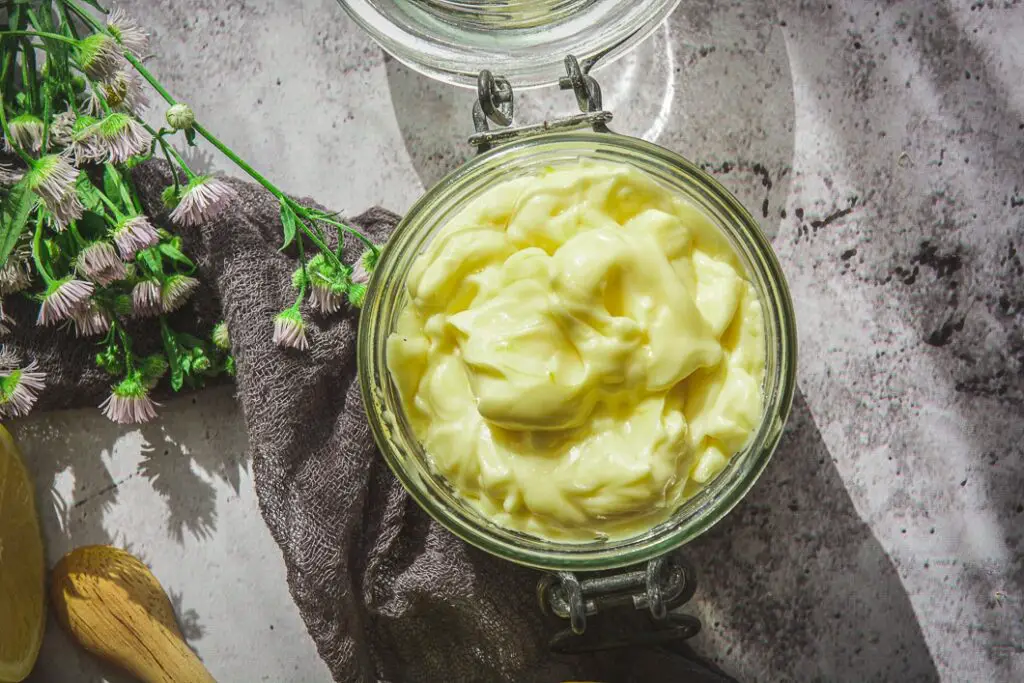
top-left (343, 0), bottom-right (797, 652)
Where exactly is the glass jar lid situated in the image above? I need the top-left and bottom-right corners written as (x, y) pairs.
top-left (336, 0), bottom-right (683, 88)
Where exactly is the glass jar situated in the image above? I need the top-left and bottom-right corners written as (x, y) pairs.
top-left (358, 129), bottom-right (797, 572)
top-left (337, 0), bottom-right (682, 87)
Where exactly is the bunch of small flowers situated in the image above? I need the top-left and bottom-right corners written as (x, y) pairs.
top-left (0, 4), bottom-right (234, 422)
top-left (0, 2), bottom-right (378, 422)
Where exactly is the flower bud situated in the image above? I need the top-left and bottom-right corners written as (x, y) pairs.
top-left (161, 185), bottom-right (182, 210)
top-left (96, 348), bottom-right (122, 375)
top-left (212, 322), bottom-right (231, 350)
top-left (139, 355), bottom-right (169, 389)
top-left (165, 103), bottom-right (195, 131)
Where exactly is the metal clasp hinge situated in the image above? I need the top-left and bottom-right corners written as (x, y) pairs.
top-left (537, 552), bottom-right (702, 653)
top-left (470, 55), bottom-right (613, 153)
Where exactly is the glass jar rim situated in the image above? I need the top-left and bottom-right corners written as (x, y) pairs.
top-left (358, 131), bottom-right (797, 571)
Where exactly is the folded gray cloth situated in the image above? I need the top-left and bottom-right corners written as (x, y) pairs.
top-left (7, 160), bottom-right (737, 683)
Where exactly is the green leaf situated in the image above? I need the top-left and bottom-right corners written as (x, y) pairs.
top-left (279, 201), bottom-right (297, 250)
top-left (157, 243), bottom-right (194, 270)
top-left (138, 246), bottom-right (163, 275)
top-left (184, 128), bottom-right (196, 147)
top-left (111, 294), bottom-right (133, 316)
top-left (124, 155), bottom-right (150, 170)
top-left (160, 324), bottom-right (184, 391)
top-left (76, 175), bottom-right (104, 212)
top-left (21, 37), bottom-right (39, 112)
top-left (103, 163), bottom-right (122, 202)
top-left (102, 164), bottom-right (135, 211)
top-left (43, 238), bottom-right (60, 263)
top-left (0, 181), bottom-right (35, 268)
top-left (77, 211), bottom-right (107, 239)
top-left (176, 332), bottom-right (204, 348)
top-left (139, 354), bottom-right (169, 390)
top-left (7, 4), bottom-right (22, 31)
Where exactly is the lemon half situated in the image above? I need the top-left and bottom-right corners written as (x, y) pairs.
top-left (0, 425), bottom-right (44, 682)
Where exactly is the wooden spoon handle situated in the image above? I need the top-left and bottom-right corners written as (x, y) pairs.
top-left (50, 545), bottom-right (216, 683)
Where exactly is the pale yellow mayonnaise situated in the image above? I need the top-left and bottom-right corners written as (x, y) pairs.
top-left (387, 161), bottom-right (766, 540)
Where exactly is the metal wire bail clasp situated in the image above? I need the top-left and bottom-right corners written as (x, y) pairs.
top-left (470, 55), bottom-right (614, 153)
top-left (537, 552), bottom-right (702, 653)
top-left (475, 70), bottom-right (514, 128)
top-left (558, 54), bottom-right (605, 120)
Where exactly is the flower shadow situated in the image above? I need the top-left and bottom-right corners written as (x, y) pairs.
top-left (136, 423), bottom-right (219, 543)
top-left (11, 386), bottom-right (240, 681)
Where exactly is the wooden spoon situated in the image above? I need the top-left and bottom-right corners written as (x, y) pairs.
top-left (50, 545), bottom-right (216, 683)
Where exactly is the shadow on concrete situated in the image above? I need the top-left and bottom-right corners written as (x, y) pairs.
top-left (13, 387), bottom-right (243, 681)
top-left (137, 421), bottom-right (219, 544)
top-left (383, 0), bottom-right (796, 242)
top-left (768, 3), bottom-right (1024, 674)
top-left (137, 388), bottom-right (247, 543)
top-left (687, 390), bottom-right (940, 682)
top-left (180, 145), bottom-right (217, 177)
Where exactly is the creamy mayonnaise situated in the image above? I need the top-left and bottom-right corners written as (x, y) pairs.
top-left (387, 161), bottom-right (765, 540)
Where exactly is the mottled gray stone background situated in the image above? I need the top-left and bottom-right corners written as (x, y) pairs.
top-left (16, 1), bottom-right (1023, 681)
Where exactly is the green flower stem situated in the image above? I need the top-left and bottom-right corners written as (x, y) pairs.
top-left (121, 53), bottom-right (173, 105)
top-left (137, 119), bottom-right (195, 181)
top-left (21, 39), bottom-right (40, 114)
top-left (125, 53), bottom-right (286, 201)
top-left (56, 3), bottom-right (80, 40)
top-left (67, 221), bottom-right (87, 248)
top-left (123, 51), bottom-right (372, 259)
top-left (1, 45), bottom-right (15, 99)
top-left (65, 83), bottom-right (79, 113)
top-left (1, 5), bottom-right (25, 99)
top-left (119, 166), bottom-right (145, 215)
top-left (193, 119), bottom-right (282, 190)
top-left (159, 140), bottom-right (181, 189)
top-left (165, 146), bottom-right (192, 179)
top-left (31, 215), bottom-right (55, 284)
top-left (295, 225), bottom-right (309, 301)
top-left (334, 230), bottom-right (345, 262)
top-left (62, 0), bottom-right (104, 33)
top-left (41, 79), bottom-right (54, 151)
top-left (160, 138), bottom-right (195, 180)
top-left (114, 319), bottom-right (134, 372)
top-left (315, 214), bottom-right (379, 254)
top-left (296, 218), bottom-right (347, 274)
top-left (94, 187), bottom-right (125, 220)
top-left (0, 30), bottom-right (78, 46)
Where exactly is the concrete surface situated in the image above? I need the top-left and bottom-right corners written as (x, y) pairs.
top-left (12, 0), bottom-right (1023, 681)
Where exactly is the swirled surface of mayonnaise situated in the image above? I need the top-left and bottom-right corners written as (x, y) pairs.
top-left (387, 161), bottom-right (765, 540)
